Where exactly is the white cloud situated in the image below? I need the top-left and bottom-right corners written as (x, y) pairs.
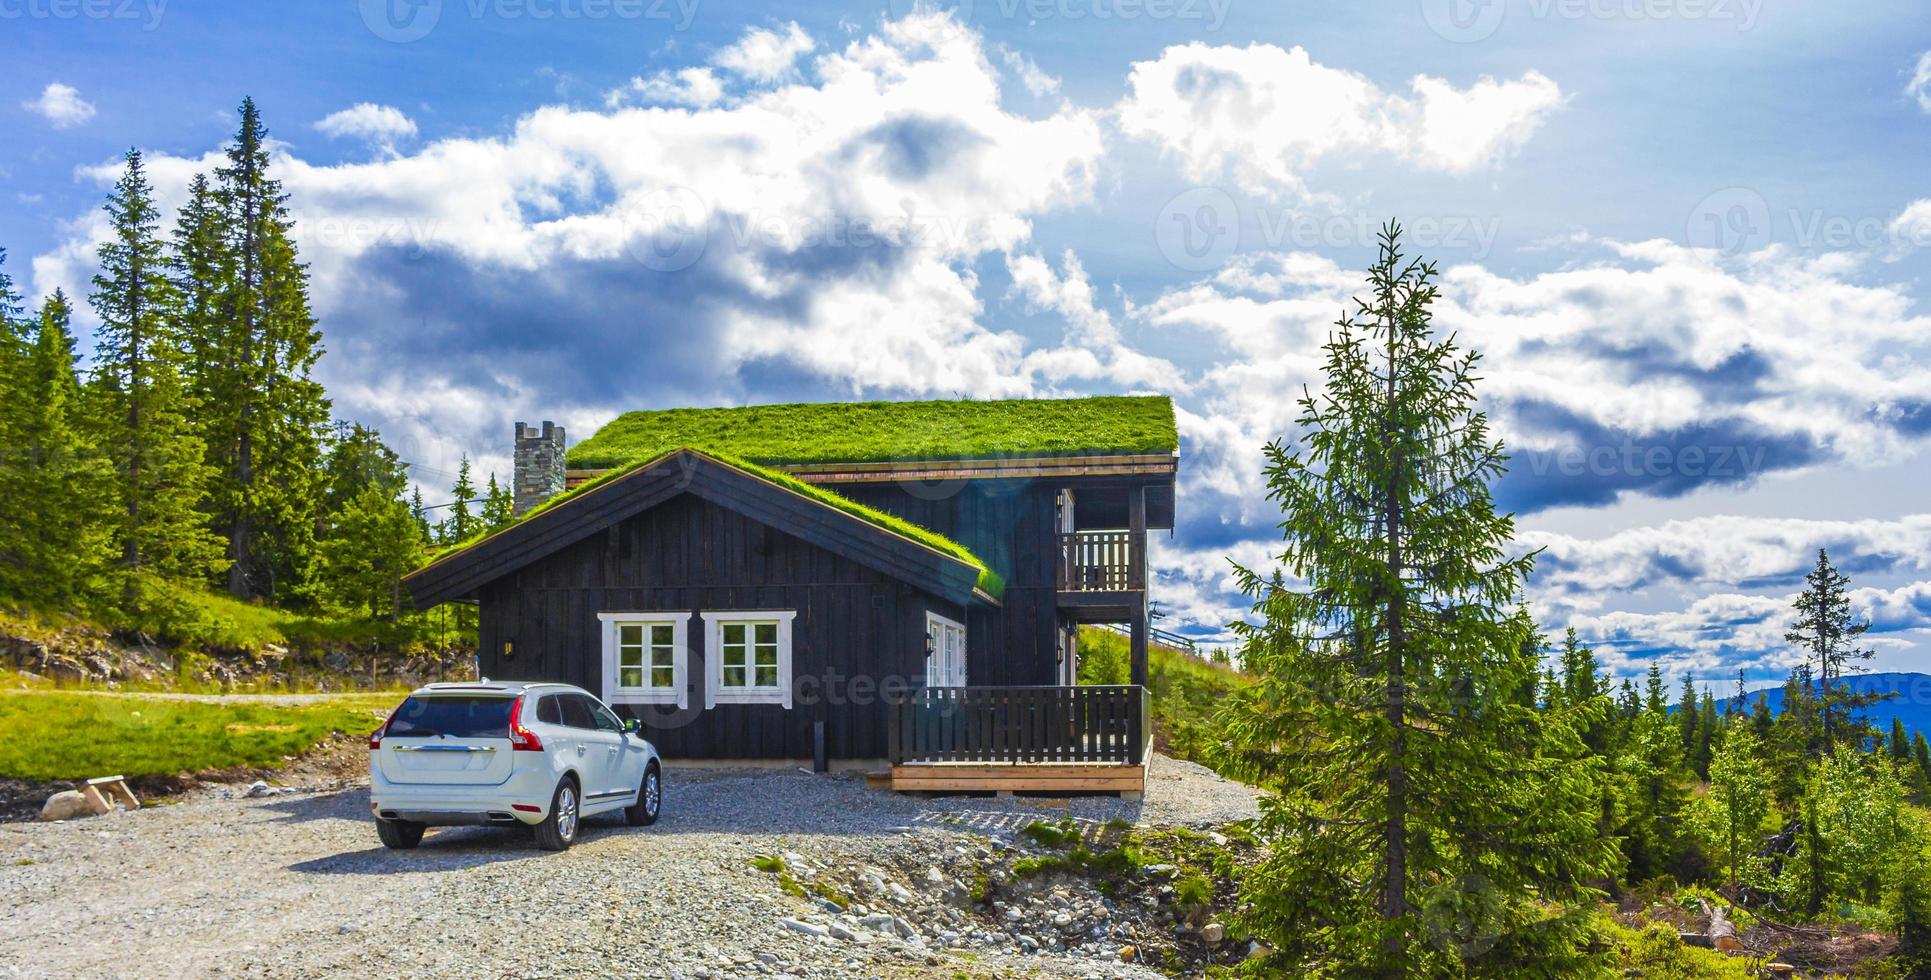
top-left (1117, 43), bottom-right (1562, 195)
top-left (1000, 48), bottom-right (1061, 98)
top-left (604, 67), bottom-right (725, 109)
top-left (1006, 249), bottom-right (1182, 390)
top-left (314, 103), bottom-right (418, 151)
top-left (712, 21), bottom-right (814, 83)
top-left (37, 13), bottom-right (1107, 488)
top-left (1908, 50), bottom-right (1931, 113)
top-left (1888, 199), bottom-right (1931, 252)
top-left (23, 82), bottom-right (96, 129)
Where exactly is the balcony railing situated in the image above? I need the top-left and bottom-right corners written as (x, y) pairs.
top-left (1058, 530), bottom-right (1143, 591)
top-left (889, 685), bottom-right (1150, 765)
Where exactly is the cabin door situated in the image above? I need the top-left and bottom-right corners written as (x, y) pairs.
top-left (924, 612), bottom-right (966, 688)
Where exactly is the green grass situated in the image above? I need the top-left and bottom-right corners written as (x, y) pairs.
top-left (424, 448), bottom-right (1007, 599)
top-left (1077, 627), bottom-right (1248, 771)
top-left (566, 395), bottom-right (1178, 469)
top-left (0, 692), bottom-right (395, 781)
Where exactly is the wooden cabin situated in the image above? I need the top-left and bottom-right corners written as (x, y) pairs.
top-left (401, 396), bottom-right (1178, 795)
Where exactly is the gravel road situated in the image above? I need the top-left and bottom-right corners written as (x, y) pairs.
top-left (0, 754), bottom-right (1258, 979)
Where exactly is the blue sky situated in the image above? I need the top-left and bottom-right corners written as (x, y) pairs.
top-left (6, 0), bottom-right (1931, 689)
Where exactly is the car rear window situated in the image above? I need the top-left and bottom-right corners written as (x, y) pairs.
top-left (386, 695), bottom-right (516, 739)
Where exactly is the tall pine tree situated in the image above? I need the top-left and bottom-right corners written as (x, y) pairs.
top-left (89, 148), bottom-right (224, 599)
top-left (1786, 549), bottom-right (1883, 749)
top-left (188, 98), bottom-right (329, 602)
top-left (1221, 225), bottom-right (1613, 973)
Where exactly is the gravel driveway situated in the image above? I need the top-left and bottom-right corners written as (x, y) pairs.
top-left (0, 755), bottom-right (1257, 979)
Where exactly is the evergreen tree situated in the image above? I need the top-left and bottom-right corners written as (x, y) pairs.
top-left (481, 473), bottom-right (513, 530)
top-left (190, 97), bottom-right (330, 602)
top-left (1643, 664), bottom-right (1669, 717)
top-left (1890, 718), bottom-right (1912, 763)
top-left (1701, 723), bottom-right (1771, 888)
top-left (0, 294), bottom-right (112, 604)
top-left (316, 486), bottom-right (423, 621)
top-left (1220, 226), bottom-right (1613, 973)
top-left (1559, 628), bottom-right (1606, 705)
top-left (1695, 689), bottom-right (1718, 780)
top-left (0, 247), bottom-right (24, 343)
top-left (89, 148), bottom-right (225, 598)
top-left (408, 486), bottom-right (433, 546)
top-left (444, 456), bottom-right (477, 542)
top-left (1786, 549), bottom-right (1883, 749)
top-left (1677, 676), bottom-right (1700, 759)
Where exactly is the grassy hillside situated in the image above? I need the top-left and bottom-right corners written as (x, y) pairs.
top-left (0, 692), bottom-right (394, 782)
top-left (1076, 626), bottom-right (1247, 770)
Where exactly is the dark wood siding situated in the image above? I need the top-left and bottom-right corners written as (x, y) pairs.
top-left (833, 481), bottom-right (1061, 686)
top-left (475, 493), bottom-right (961, 761)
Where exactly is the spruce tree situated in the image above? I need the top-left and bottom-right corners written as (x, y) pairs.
top-left (1703, 723), bottom-right (1771, 887)
top-left (1220, 226), bottom-right (1613, 973)
top-left (190, 97), bottom-right (330, 602)
top-left (444, 456), bottom-right (477, 543)
top-left (1678, 676), bottom-right (1700, 759)
top-left (1695, 690), bottom-right (1718, 779)
top-left (1786, 549), bottom-right (1882, 749)
top-left (89, 148), bottom-right (224, 599)
top-left (481, 473), bottom-right (512, 530)
top-left (0, 294), bottom-right (112, 605)
top-left (1890, 718), bottom-right (1912, 762)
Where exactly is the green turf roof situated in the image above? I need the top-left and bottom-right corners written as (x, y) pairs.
top-left (418, 448), bottom-right (1005, 600)
top-left (566, 395), bottom-right (1178, 470)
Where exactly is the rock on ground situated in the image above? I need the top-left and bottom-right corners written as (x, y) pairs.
top-left (37, 790), bottom-right (91, 821)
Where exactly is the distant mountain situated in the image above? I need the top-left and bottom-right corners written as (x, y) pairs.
top-left (1717, 672), bottom-right (1931, 740)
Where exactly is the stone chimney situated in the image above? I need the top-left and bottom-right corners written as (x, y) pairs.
top-left (513, 421), bottom-right (566, 516)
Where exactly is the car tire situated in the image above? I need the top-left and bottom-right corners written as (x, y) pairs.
top-left (376, 818), bottom-right (425, 849)
top-left (534, 776), bottom-right (579, 851)
top-left (625, 763), bottom-right (661, 827)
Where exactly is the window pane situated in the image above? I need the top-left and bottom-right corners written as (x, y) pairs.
top-left (755, 643), bottom-right (778, 669)
top-left (619, 624), bottom-right (642, 647)
top-left (620, 647), bottom-right (643, 668)
top-left (650, 665), bottom-right (674, 688)
top-left (755, 623), bottom-right (777, 646)
top-left (619, 666), bottom-right (643, 688)
top-left (754, 665), bottom-right (778, 687)
top-left (650, 624), bottom-right (673, 646)
top-left (651, 645), bottom-right (673, 668)
top-left (723, 623), bottom-right (745, 645)
top-left (722, 665), bottom-right (746, 687)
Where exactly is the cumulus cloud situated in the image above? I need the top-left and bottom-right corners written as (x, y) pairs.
top-left (36, 13), bottom-right (1107, 490)
top-left (1909, 50), bottom-right (1931, 113)
top-left (1116, 43), bottom-right (1562, 195)
top-left (604, 67), bottom-right (725, 109)
top-left (23, 82), bottom-right (96, 129)
top-left (314, 103), bottom-right (418, 152)
top-left (712, 21), bottom-right (814, 83)
top-left (1007, 250), bottom-right (1182, 390)
top-left (1888, 199), bottom-right (1931, 253)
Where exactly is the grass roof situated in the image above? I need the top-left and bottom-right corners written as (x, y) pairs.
top-left (418, 448), bottom-right (1005, 600)
top-left (567, 395), bottom-right (1178, 470)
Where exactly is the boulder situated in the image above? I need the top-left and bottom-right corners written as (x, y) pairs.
top-left (1200, 922), bottom-right (1227, 943)
top-left (40, 790), bottom-right (93, 821)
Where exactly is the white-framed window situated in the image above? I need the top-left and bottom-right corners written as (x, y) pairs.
top-left (701, 611), bottom-right (797, 708)
top-left (925, 611), bottom-right (967, 687)
top-left (597, 612), bottom-right (690, 708)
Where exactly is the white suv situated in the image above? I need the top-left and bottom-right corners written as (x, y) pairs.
top-left (368, 681), bottom-right (662, 850)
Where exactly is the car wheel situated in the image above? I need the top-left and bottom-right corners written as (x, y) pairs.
top-left (625, 763), bottom-right (661, 827)
top-left (376, 818), bottom-right (425, 849)
top-left (534, 776), bottom-right (579, 851)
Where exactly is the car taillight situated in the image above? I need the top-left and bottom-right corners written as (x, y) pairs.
top-left (368, 704), bottom-right (401, 750)
top-left (507, 695), bottom-right (543, 751)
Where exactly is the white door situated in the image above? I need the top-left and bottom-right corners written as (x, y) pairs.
top-left (925, 612), bottom-right (967, 688)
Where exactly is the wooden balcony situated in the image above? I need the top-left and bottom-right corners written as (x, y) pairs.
top-left (886, 685), bottom-right (1150, 796)
top-left (1058, 530), bottom-right (1143, 591)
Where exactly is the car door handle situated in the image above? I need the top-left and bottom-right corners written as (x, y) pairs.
top-left (576, 745), bottom-right (587, 756)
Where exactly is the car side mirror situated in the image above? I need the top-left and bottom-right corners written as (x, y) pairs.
top-left (622, 718), bottom-right (641, 734)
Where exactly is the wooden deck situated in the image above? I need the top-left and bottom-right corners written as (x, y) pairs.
top-left (885, 685), bottom-right (1151, 797)
top-left (888, 758), bottom-right (1147, 796)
